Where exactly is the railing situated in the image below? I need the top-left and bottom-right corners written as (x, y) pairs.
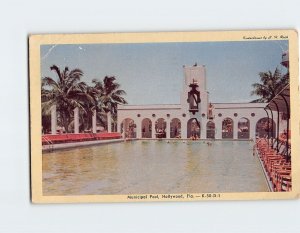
top-left (42, 135), bottom-right (54, 152)
top-left (222, 132), bottom-right (233, 138)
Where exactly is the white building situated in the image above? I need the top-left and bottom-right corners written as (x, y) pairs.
top-left (117, 64), bottom-right (280, 140)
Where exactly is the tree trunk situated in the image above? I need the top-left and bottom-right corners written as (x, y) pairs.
top-left (62, 112), bottom-right (69, 133)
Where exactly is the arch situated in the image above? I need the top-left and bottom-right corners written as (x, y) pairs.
top-left (255, 117), bottom-right (276, 138)
top-left (206, 121), bottom-right (215, 139)
top-left (141, 118), bottom-right (152, 138)
top-left (155, 118), bottom-right (166, 138)
top-left (121, 118), bottom-right (136, 138)
top-left (170, 118), bottom-right (181, 138)
top-left (187, 118), bottom-right (200, 139)
top-left (238, 117), bottom-right (250, 139)
top-left (222, 118), bottom-right (233, 139)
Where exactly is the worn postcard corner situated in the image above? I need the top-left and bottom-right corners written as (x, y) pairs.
top-left (29, 30), bottom-right (300, 203)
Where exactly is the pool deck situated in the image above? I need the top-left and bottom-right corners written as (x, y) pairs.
top-left (255, 147), bottom-right (274, 192)
top-left (43, 138), bottom-right (253, 152)
top-left (42, 139), bottom-right (129, 152)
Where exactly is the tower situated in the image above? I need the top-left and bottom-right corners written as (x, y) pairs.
top-left (180, 64), bottom-right (209, 117)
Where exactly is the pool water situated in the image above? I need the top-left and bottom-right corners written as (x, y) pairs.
top-left (42, 140), bottom-right (269, 195)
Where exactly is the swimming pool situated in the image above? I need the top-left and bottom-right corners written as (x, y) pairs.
top-left (42, 140), bottom-right (269, 195)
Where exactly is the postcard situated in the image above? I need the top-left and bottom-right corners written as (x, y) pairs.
top-left (29, 30), bottom-right (300, 203)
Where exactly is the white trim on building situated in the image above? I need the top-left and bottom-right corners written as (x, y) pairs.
top-left (117, 65), bottom-right (279, 140)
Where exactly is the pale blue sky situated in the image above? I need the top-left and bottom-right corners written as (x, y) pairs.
top-left (41, 40), bottom-right (288, 104)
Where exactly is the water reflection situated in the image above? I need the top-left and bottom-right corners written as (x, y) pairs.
top-left (43, 140), bottom-right (269, 195)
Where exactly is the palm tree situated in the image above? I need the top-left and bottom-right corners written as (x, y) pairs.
top-left (41, 65), bottom-right (94, 133)
top-left (250, 68), bottom-right (289, 103)
top-left (79, 85), bottom-right (107, 132)
top-left (92, 76), bottom-right (128, 131)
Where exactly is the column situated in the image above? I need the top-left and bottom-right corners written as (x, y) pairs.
top-left (92, 109), bottom-right (97, 133)
top-left (50, 105), bottom-right (57, 135)
top-left (249, 120), bottom-right (256, 140)
top-left (74, 107), bottom-right (79, 134)
top-left (181, 119), bottom-right (187, 139)
top-left (233, 120), bottom-right (238, 139)
top-left (166, 119), bottom-right (171, 139)
top-left (107, 112), bottom-right (112, 133)
top-left (152, 120), bottom-right (156, 138)
top-left (116, 120), bottom-right (119, 133)
top-left (215, 120), bottom-right (222, 139)
top-left (274, 114), bottom-right (278, 138)
top-left (124, 120), bottom-right (128, 138)
top-left (201, 120), bottom-right (206, 139)
top-left (119, 123), bottom-right (125, 138)
top-left (136, 119), bottom-right (142, 139)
